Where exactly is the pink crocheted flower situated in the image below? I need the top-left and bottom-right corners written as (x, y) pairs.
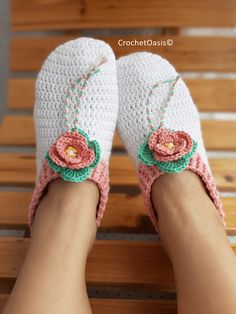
top-left (148, 128), bottom-right (193, 162)
top-left (49, 130), bottom-right (95, 169)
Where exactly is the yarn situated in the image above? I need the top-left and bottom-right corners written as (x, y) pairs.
top-left (117, 52), bottom-right (224, 229)
top-left (46, 128), bottom-right (100, 182)
top-left (29, 37), bottom-right (118, 229)
top-left (35, 37), bottom-right (118, 174)
top-left (136, 71), bottom-right (198, 174)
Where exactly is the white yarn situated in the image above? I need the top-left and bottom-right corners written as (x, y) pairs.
top-left (34, 37), bottom-right (118, 177)
top-left (117, 52), bottom-right (208, 168)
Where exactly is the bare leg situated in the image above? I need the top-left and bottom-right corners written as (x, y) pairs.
top-left (3, 179), bottom-right (98, 314)
top-left (152, 170), bottom-right (236, 314)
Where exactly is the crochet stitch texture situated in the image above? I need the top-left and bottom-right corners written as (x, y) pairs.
top-left (46, 128), bottom-right (100, 182)
top-left (29, 37), bottom-right (118, 228)
top-left (117, 52), bottom-right (208, 167)
top-left (117, 52), bottom-right (224, 230)
top-left (34, 38), bottom-right (118, 176)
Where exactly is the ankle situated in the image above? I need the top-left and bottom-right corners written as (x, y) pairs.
top-left (36, 179), bottom-right (99, 219)
top-left (32, 179), bottom-right (99, 252)
top-left (152, 170), bottom-right (220, 222)
top-left (151, 171), bottom-right (225, 256)
top-left (47, 179), bottom-right (99, 203)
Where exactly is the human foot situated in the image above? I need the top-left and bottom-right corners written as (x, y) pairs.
top-left (29, 37), bottom-right (118, 228)
top-left (117, 52), bottom-right (224, 230)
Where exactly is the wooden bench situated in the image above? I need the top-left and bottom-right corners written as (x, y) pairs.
top-left (0, 0), bottom-right (236, 312)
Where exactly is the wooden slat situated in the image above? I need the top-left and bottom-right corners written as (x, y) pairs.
top-left (0, 238), bottom-right (175, 288)
top-left (1, 116), bottom-right (236, 150)
top-left (0, 295), bottom-right (177, 314)
top-left (201, 120), bottom-right (236, 150)
top-left (12, 0), bottom-right (236, 30)
top-left (0, 116), bottom-right (35, 146)
top-left (0, 238), bottom-right (235, 289)
top-left (0, 192), bottom-right (31, 230)
top-left (92, 299), bottom-right (177, 314)
top-left (222, 198), bottom-right (236, 234)
top-left (0, 154), bottom-right (235, 192)
top-left (8, 79), bottom-right (35, 110)
top-left (0, 192), bottom-right (235, 235)
top-left (0, 294), bottom-right (177, 314)
top-left (186, 79), bottom-right (236, 112)
top-left (8, 78), bottom-right (236, 112)
top-left (10, 36), bottom-right (236, 72)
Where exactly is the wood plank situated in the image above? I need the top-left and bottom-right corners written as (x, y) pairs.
top-left (0, 192), bottom-right (31, 230)
top-left (0, 192), bottom-right (235, 235)
top-left (0, 238), bottom-right (235, 289)
top-left (186, 79), bottom-right (236, 112)
top-left (0, 154), bottom-right (235, 192)
top-left (8, 79), bottom-right (35, 110)
top-left (222, 198), bottom-right (236, 235)
top-left (1, 116), bottom-right (236, 151)
top-left (0, 294), bottom-right (177, 314)
top-left (91, 299), bottom-right (177, 314)
top-left (0, 238), bottom-right (175, 288)
top-left (8, 78), bottom-right (236, 112)
top-left (12, 0), bottom-right (236, 30)
top-left (10, 36), bottom-right (236, 72)
top-left (0, 116), bottom-right (35, 146)
top-left (201, 120), bottom-right (236, 150)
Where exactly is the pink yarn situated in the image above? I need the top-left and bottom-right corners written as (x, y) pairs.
top-left (28, 159), bottom-right (109, 231)
top-left (49, 130), bottom-right (95, 169)
top-left (138, 152), bottom-right (225, 232)
top-left (149, 128), bottom-right (193, 162)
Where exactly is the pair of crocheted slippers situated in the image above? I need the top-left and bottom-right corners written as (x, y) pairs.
top-left (29, 37), bottom-right (225, 232)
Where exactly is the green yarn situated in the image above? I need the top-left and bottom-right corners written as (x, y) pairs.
top-left (61, 166), bottom-right (92, 182)
top-left (71, 127), bottom-right (90, 142)
top-left (138, 138), bottom-right (197, 174)
top-left (46, 153), bottom-right (63, 173)
top-left (45, 128), bottom-right (100, 182)
top-left (88, 140), bottom-right (100, 168)
top-left (138, 140), bottom-right (156, 166)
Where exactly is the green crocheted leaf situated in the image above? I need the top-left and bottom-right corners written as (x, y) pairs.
top-left (138, 141), bottom-right (156, 166)
top-left (61, 166), bottom-right (92, 182)
top-left (155, 156), bottom-right (189, 173)
top-left (45, 152), bottom-right (64, 173)
top-left (88, 140), bottom-right (101, 168)
top-left (185, 140), bottom-right (198, 159)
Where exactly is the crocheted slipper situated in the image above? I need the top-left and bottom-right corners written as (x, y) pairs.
top-left (117, 52), bottom-right (224, 231)
top-left (29, 37), bottom-right (118, 228)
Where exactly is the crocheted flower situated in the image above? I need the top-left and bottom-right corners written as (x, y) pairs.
top-left (45, 128), bottom-right (100, 182)
top-left (138, 128), bottom-right (197, 173)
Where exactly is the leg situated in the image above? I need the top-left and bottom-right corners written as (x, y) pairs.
top-left (3, 179), bottom-right (98, 314)
top-left (152, 171), bottom-right (236, 314)
top-left (2, 37), bottom-right (118, 314)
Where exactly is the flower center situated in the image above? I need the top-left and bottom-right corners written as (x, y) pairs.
top-left (65, 146), bottom-right (78, 158)
top-left (164, 142), bottom-right (175, 150)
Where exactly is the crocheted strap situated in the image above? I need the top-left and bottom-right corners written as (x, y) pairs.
top-left (138, 152), bottom-right (225, 232)
top-left (29, 159), bottom-right (109, 230)
top-left (64, 56), bottom-right (108, 131)
top-left (146, 75), bottom-right (180, 131)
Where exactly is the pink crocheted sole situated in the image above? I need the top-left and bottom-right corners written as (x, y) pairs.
top-left (138, 152), bottom-right (225, 232)
top-left (29, 160), bottom-right (109, 230)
